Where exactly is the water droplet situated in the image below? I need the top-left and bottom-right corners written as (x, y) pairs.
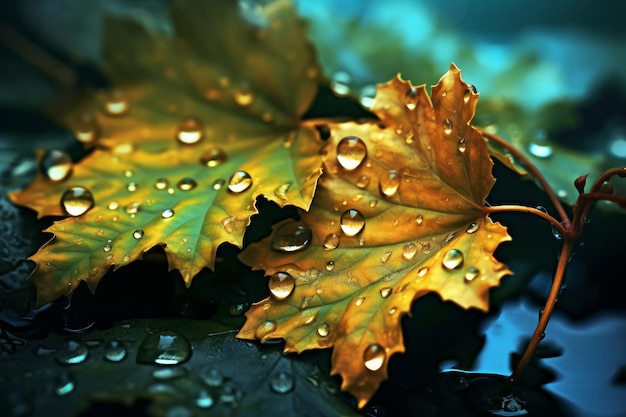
top-left (177, 177), bottom-right (197, 191)
top-left (73, 112), bottom-right (99, 144)
top-left (274, 183), bottom-right (291, 200)
top-left (219, 380), bottom-right (243, 404)
top-left (103, 340), bottom-right (127, 362)
top-left (103, 89), bottom-right (129, 116)
top-left (415, 214), bottom-right (424, 226)
top-left (324, 233), bottom-right (340, 250)
top-left (54, 372), bottom-right (75, 396)
top-left (55, 340), bottom-right (89, 365)
top-left (369, 199), bottom-right (378, 208)
top-left (195, 389), bottom-right (215, 408)
top-left (152, 367), bottom-right (188, 381)
top-left (228, 170), bottom-right (252, 193)
top-left (379, 287), bottom-right (391, 298)
top-left (458, 138), bottom-right (467, 153)
top-left (402, 242), bottom-right (417, 260)
top-left (200, 148), bottom-right (227, 167)
top-left (340, 209), bottom-right (365, 236)
top-left (124, 202), bottom-right (141, 215)
top-left (270, 372), bottom-right (295, 394)
top-left (154, 177), bottom-right (169, 190)
top-left (103, 243), bottom-right (112, 253)
top-left (356, 175), bottom-right (370, 189)
top-left (234, 89), bottom-right (254, 106)
top-left (133, 229), bottom-right (144, 240)
top-left (175, 117), bottom-right (204, 144)
top-left (443, 118), bottom-right (453, 135)
top-left (61, 186), bottom-right (94, 216)
top-left (271, 222), bottom-right (312, 252)
top-left (136, 330), bottom-right (192, 365)
top-left (529, 142), bottom-right (553, 158)
top-left (418, 266), bottom-right (429, 277)
top-left (42, 150), bottom-right (73, 181)
top-left (161, 208), bottom-right (175, 218)
top-left (336, 136), bottom-right (367, 170)
top-left (442, 249), bottom-right (464, 270)
top-left (317, 322), bottom-right (330, 337)
top-left (363, 344), bottom-right (385, 371)
top-left (405, 87), bottom-right (419, 110)
top-left (464, 267), bottom-right (479, 282)
top-left (466, 222), bottom-right (479, 234)
top-left (330, 71), bottom-right (351, 96)
top-left (268, 272), bottom-right (295, 300)
top-left (254, 321), bottom-right (277, 340)
top-left (325, 261), bottom-right (335, 271)
top-left (212, 179), bottom-right (225, 190)
top-left (127, 182), bottom-right (138, 192)
top-left (106, 201), bottom-right (119, 210)
top-left (201, 369), bottom-right (223, 387)
top-left (355, 296), bottom-right (365, 307)
top-left (380, 170), bottom-right (401, 197)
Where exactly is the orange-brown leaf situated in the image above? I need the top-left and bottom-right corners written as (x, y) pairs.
top-left (237, 64), bottom-right (512, 407)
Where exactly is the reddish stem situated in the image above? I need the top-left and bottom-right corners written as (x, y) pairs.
top-left (484, 204), bottom-right (568, 236)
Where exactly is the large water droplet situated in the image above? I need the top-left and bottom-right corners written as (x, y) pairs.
top-left (464, 267), bottom-right (479, 282)
top-left (268, 272), bottom-right (295, 300)
top-left (442, 249), bottom-right (464, 270)
top-left (380, 170), bottom-right (401, 197)
top-left (133, 229), bottom-right (144, 240)
top-left (466, 222), bottom-right (479, 234)
top-left (228, 170), bottom-right (252, 193)
top-left (176, 117), bottom-right (204, 144)
top-left (443, 118), bottom-right (453, 135)
top-left (103, 340), bottom-right (127, 362)
top-left (324, 233), bottom-right (340, 250)
top-left (270, 372), bottom-right (295, 394)
top-left (363, 344), bottom-right (385, 371)
top-left (317, 322), bottom-right (330, 337)
top-left (177, 177), bottom-right (197, 191)
top-left (336, 136), bottom-right (367, 170)
top-left (271, 223), bottom-right (312, 252)
top-left (405, 87), bottom-right (419, 110)
top-left (402, 242), bottom-right (417, 260)
top-left (61, 186), bottom-right (94, 216)
top-left (340, 209), bottom-right (365, 236)
top-left (73, 112), bottom-right (99, 144)
top-left (200, 148), bottom-right (227, 167)
top-left (255, 321), bottom-right (277, 340)
top-left (55, 340), bottom-right (89, 365)
top-left (103, 89), bottom-right (129, 116)
top-left (42, 150), bottom-right (73, 181)
top-left (136, 330), bottom-right (192, 365)
top-left (379, 287), bottom-right (391, 298)
top-left (161, 208), bottom-right (175, 218)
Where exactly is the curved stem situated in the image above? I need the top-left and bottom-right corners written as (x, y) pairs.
top-left (477, 127), bottom-right (570, 227)
top-left (589, 167), bottom-right (626, 192)
top-left (484, 205), bottom-right (567, 236)
top-left (501, 239), bottom-right (575, 395)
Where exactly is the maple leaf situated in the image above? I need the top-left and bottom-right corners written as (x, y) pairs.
top-left (8, 0), bottom-right (323, 306)
top-left (237, 64), bottom-right (512, 407)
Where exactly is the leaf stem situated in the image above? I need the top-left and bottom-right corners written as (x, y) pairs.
top-left (484, 204), bottom-right (567, 236)
top-left (477, 127), bottom-right (570, 228)
top-left (501, 238), bottom-right (574, 396)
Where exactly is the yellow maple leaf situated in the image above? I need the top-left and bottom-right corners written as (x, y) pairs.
top-left (8, 0), bottom-right (323, 306)
top-left (237, 64), bottom-right (512, 407)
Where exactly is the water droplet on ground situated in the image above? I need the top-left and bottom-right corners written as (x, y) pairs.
top-left (340, 209), bottom-right (365, 236)
top-left (270, 372), bottom-right (295, 394)
top-left (136, 330), bottom-right (192, 365)
top-left (55, 340), bottom-right (89, 365)
top-left (61, 186), bottom-right (94, 216)
top-left (363, 344), bottom-right (385, 371)
top-left (336, 136), bottom-right (367, 170)
top-left (228, 170), bottom-right (252, 193)
top-left (268, 272), bottom-right (295, 300)
top-left (271, 223), bottom-right (312, 252)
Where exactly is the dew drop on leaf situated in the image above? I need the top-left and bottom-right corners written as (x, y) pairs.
top-left (73, 112), bottom-right (99, 144)
top-left (363, 344), bottom-right (385, 371)
top-left (325, 260), bottom-right (335, 271)
top-left (379, 170), bottom-right (401, 197)
top-left (161, 208), bottom-right (175, 218)
top-left (336, 136), bottom-right (367, 170)
top-left (228, 170), bottom-right (252, 193)
top-left (177, 177), bottom-right (197, 191)
top-left (415, 214), bottom-right (424, 225)
top-left (389, 307), bottom-right (397, 315)
top-left (271, 223), bottom-right (312, 252)
top-left (458, 138), bottom-right (467, 153)
top-left (402, 242), bottom-right (417, 260)
top-left (463, 84), bottom-right (477, 103)
top-left (355, 296), bottom-right (365, 307)
top-left (234, 89), bottom-right (254, 106)
top-left (317, 322), bottom-right (330, 337)
top-left (270, 372), bottom-right (295, 394)
top-left (443, 118), bottom-right (453, 135)
top-left (61, 186), bottom-right (94, 216)
top-left (417, 266), bottom-right (429, 277)
top-left (127, 182), bottom-right (138, 192)
top-left (175, 117), bottom-right (204, 144)
top-left (55, 340), bottom-right (89, 365)
top-left (42, 150), bottom-right (73, 182)
top-left (125, 202), bottom-right (141, 215)
top-left (466, 222), bottom-right (479, 234)
top-left (442, 249), bottom-right (464, 270)
top-left (107, 201), bottom-right (119, 210)
top-left (324, 233), bottom-right (340, 250)
top-left (340, 209), bottom-right (365, 236)
top-left (103, 89), bottom-right (129, 116)
top-left (200, 148), bottom-right (227, 167)
top-left (133, 229), bottom-right (144, 240)
top-left (464, 267), bottom-right (479, 282)
top-left (356, 175), bottom-right (370, 189)
top-left (154, 177), bottom-right (169, 190)
top-left (255, 321), bottom-right (277, 340)
top-left (369, 199), bottom-right (378, 208)
top-left (103, 243), bottom-right (112, 252)
top-left (136, 330), bottom-right (192, 365)
top-left (404, 87), bottom-right (418, 110)
top-left (268, 272), bottom-right (295, 300)
top-left (103, 340), bottom-right (127, 362)
top-left (212, 178), bottom-right (225, 190)
top-left (379, 287), bottom-right (391, 298)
